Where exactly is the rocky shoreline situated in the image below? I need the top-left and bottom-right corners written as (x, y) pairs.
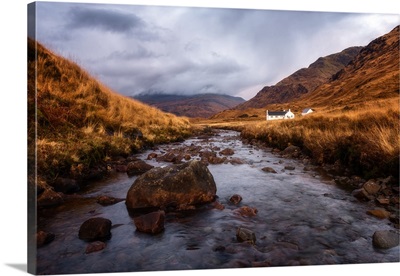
top-left (36, 128), bottom-right (399, 254)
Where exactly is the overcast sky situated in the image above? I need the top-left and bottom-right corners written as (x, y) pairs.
top-left (30, 2), bottom-right (399, 100)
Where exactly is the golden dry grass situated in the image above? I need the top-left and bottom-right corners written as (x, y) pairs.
top-left (239, 99), bottom-right (399, 178)
top-left (28, 38), bottom-right (192, 180)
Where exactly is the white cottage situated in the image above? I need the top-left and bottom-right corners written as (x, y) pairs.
top-left (301, 108), bottom-right (314, 116)
top-left (266, 109), bottom-right (295, 121)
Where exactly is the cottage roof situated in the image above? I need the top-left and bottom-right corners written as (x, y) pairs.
top-left (302, 108), bottom-right (313, 113)
top-left (267, 111), bottom-right (287, 116)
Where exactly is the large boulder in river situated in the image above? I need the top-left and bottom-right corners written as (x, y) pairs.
top-left (126, 160), bottom-right (217, 211)
top-left (78, 217), bottom-right (112, 241)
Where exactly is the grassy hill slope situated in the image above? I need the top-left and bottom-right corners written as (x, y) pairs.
top-left (28, 38), bottom-right (192, 182)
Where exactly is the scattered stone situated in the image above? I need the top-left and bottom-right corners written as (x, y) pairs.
top-left (126, 160), bottom-right (154, 176)
top-left (85, 241), bottom-right (106, 254)
top-left (97, 196), bottom-right (124, 206)
top-left (126, 160), bottom-right (217, 210)
top-left (133, 210), bottom-right (165, 234)
top-left (229, 158), bottom-right (245, 165)
top-left (78, 217), bottom-right (112, 241)
top-left (213, 245), bottom-right (226, 252)
top-left (184, 154), bottom-right (191, 161)
top-left (229, 194), bottom-right (243, 205)
top-left (376, 196), bottom-right (390, 205)
top-left (147, 153), bottom-right (158, 160)
top-left (36, 231), bottom-right (55, 247)
top-left (52, 178), bottom-right (80, 194)
top-left (212, 201), bottom-right (225, 210)
top-left (220, 148), bottom-right (235, 156)
top-left (363, 179), bottom-right (381, 195)
top-left (234, 206), bottom-right (258, 217)
top-left (367, 209), bottom-right (391, 219)
top-left (351, 188), bottom-right (372, 201)
top-left (115, 165), bottom-right (127, 173)
top-left (282, 145), bottom-right (301, 158)
top-left (156, 152), bottom-right (178, 163)
top-left (37, 188), bottom-right (64, 207)
top-left (208, 156), bottom-right (226, 164)
top-left (262, 167), bottom-right (277, 174)
top-left (372, 230), bottom-right (400, 249)
top-left (236, 227), bottom-right (256, 244)
top-left (284, 166), bottom-right (295, 171)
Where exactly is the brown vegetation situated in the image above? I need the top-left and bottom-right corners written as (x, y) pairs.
top-left (28, 38), bottom-right (192, 181)
top-left (239, 99), bottom-right (399, 179)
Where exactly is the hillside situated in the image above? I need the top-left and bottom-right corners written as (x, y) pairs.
top-left (235, 46), bottom-right (362, 110)
top-left (298, 25), bottom-right (399, 109)
top-left (133, 93), bottom-right (245, 118)
top-left (28, 38), bottom-right (192, 182)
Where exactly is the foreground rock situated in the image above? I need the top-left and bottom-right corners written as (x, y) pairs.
top-left (262, 167), bottom-right (277, 174)
top-left (78, 217), bottom-right (112, 241)
top-left (85, 241), bottom-right (106, 254)
top-left (229, 194), bottom-right (243, 205)
top-left (133, 210), bottom-right (165, 234)
top-left (236, 227), bottom-right (256, 244)
top-left (372, 230), bottom-right (399, 249)
top-left (37, 188), bottom-right (64, 208)
top-left (37, 231), bottom-right (55, 247)
top-left (126, 160), bottom-right (217, 211)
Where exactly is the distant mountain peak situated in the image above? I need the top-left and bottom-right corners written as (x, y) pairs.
top-left (133, 93), bottom-right (245, 118)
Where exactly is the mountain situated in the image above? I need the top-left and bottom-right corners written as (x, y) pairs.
top-left (133, 93), bottom-right (245, 118)
top-left (298, 25), bottom-right (399, 108)
top-left (235, 46), bottom-right (362, 110)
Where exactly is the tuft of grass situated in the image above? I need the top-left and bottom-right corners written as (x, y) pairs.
top-left (28, 38), bottom-right (192, 182)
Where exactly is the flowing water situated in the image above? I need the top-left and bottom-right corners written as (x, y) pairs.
top-left (37, 130), bottom-right (399, 274)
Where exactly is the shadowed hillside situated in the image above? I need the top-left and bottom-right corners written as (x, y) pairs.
top-left (134, 93), bottom-right (245, 118)
top-left (28, 38), bottom-right (192, 182)
top-left (235, 46), bottom-right (362, 110)
top-left (298, 25), bottom-right (399, 109)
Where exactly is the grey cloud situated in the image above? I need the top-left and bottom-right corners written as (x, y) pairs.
top-left (68, 6), bottom-right (144, 33)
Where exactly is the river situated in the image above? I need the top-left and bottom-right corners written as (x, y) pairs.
top-left (36, 130), bottom-right (399, 274)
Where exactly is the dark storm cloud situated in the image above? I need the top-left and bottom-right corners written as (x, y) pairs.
top-left (67, 6), bottom-right (144, 33)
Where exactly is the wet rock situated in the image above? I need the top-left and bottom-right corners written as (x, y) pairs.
top-left (78, 217), bottom-right (112, 241)
top-left (366, 209), bottom-right (391, 219)
top-left (208, 156), bottom-right (226, 164)
top-left (351, 188), bottom-right (372, 201)
top-left (372, 230), bottom-right (400, 249)
top-left (97, 195), bottom-right (124, 206)
top-left (220, 148), bottom-right (235, 156)
top-left (229, 194), bottom-right (243, 205)
top-left (229, 158), bottom-right (245, 165)
top-left (363, 179), bottom-right (381, 195)
top-left (234, 206), bottom-right (258, 217)
top-left (147, 152), bottom-right (158, 160)
top-left (199, 150), bottom-right (216, 159)
top-left (126, 160), bottom-right (217, 210)
top-left (52, 178), bottom-right (80, 194)
top-left (236, 227), bottom-right (256, 244)
top-left (184, 154), bottom-right (191, 161)
top-left (126, 160), bottom-right (154, 176)
top-left (213, 245), bottom-right (226, 252)
top-left (262, 167), bottom-right (277, 173)
top-left (156, 152), bottom-right (178, 163)
top-left (85, 241), bottom-right (106, 254)
top-left (282, 145), bottom-right (301, 158)
top-left (212, 201), bottom-right (225, 210)
top-left (115, 165), bottom-right (127, 173)
top-left (376, 196), bottom-right (390, 205)
top-left (134, 210), bottom-right (165, 234)
top-left (284, 165), bottom-right (295, 170)
top-left (37, 188), bottom-right (64, 207)
top-left (36, 231), bottom-right (55, 247)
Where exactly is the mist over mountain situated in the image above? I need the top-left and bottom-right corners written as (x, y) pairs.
top-left (133, 93), bottom-right (245, 118)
